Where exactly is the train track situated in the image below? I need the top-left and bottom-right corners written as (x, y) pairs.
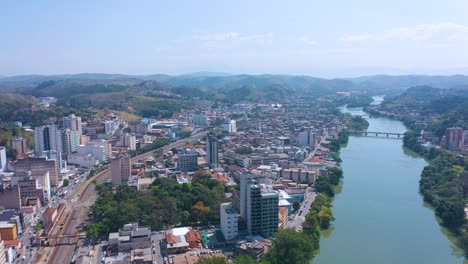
top-left (43, 131), bottom-right (208, 263)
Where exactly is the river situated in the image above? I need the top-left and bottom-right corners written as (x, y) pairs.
top-left (313, 98), bottom-right (463, 264)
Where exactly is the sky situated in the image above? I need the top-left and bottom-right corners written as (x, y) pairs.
top-left (1, 0), bottom-right (468, 77)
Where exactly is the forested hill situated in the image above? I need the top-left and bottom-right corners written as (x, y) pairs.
top-left (2, 73), bottom-right (468, 95)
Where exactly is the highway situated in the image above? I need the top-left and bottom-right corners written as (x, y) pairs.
top-left (35, 131), bottom-right (208, 264)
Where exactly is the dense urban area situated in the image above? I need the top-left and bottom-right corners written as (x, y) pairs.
top-left (0, 74), bottom-right (467, 264)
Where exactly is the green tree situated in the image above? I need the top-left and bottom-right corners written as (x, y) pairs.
top-left (179, 211), bottom-right (190, 226)
top-left (318, 206), bottom-right (335, 229)
top-left (292, 200), bottom-right (301, 212)
top-left (63, 179), bottom-right (69, 187)
top-left (265, 229), bottom-right (317, 264)
top-left (233, 255), bottom-right (257, 264)
top-left (194, 256), bottom-right (227, 264)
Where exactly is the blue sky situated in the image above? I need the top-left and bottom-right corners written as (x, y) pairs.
top-left (1, 0), bottom-right (468, 77)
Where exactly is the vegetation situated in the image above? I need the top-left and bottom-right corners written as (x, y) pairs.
top-left (292, 200), bottom-right (301, 212)
top-left (63, 179), bottom-right (69, 187)
top-left (194, 257), bottom-right (228, 264)
top-left (264, 229), bottom-right (318, 264)
top-left (88, 172), bottom-right (226, 239)
top-left (234, 146), bottom-right (253, 155)
top-left (346, 115), bottom-right (369, 131)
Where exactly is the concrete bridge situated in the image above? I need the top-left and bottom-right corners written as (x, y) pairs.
top-left (348, 130), bottom-right (404, 138)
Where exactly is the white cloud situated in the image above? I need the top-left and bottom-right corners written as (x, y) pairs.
top-left (193, 32), bottom-right (274, 43)
top-left (341, 34), bottom-right (370, 42)
top-left (297, 36), bottom-right (318, 45)
top-left (194, 32), bottom-right (240, 41)
top-left (384, 22), bottom-right (468, 41)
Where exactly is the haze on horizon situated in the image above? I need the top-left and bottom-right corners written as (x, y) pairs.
top-left (1, 0), bottom-right (468, 78)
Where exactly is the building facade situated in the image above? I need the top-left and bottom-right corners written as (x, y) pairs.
top-left (206, 135), bottom-right (219, 168)
top-left (247, 184), bottom-right (279, 237)
top-left (220, 202), bottom-right (238, 240)
top-left (111, 156), bottom-right (131, 185)
top-left (178, 149), bottom-right (198, 173)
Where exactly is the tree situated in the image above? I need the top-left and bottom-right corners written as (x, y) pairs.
top-left (265, 229), bottom-right (317, 264)
top-left (191, 201), bottom-right (210, 223)
top-left (171, 147), bottom-right (178, 154)
top-left (318, 206), bottom-right (335, 229)
top-left (194, 256), bottom-right (227, 264)
top-left (234, 146), bottom-right (253, 155)
top-left (34, 223), bottom-right (43, 232)
top-left (233, 255), bottom-right (257, 264)
top-left (292, 200), bottom-right (301, 212)
top-left (63, 179), bottom-right (69, 187)
top-left (179, 211), bottom-right (190, 226)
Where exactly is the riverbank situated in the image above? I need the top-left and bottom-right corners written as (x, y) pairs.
top-left (314, 105), bottom-right (463, 264)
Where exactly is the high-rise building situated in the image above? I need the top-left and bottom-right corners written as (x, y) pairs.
top-left (240, 174), bottom-right (254, 221)
top-left (178, 149), bottom-right (198, 172)
top-left (223, 119), bottom-right (237, 133)
top-left (121, 133), bottom-right (137, 151)
top-left (297, 130), bottom-right (315, 147)
top-left (246, 184), bottom-right (279, 237)
top-left (11, 137), bottom-right (27, 157)
top-left (445, 127), bottom-right (464, 150)
top-left (220, 202), bottom-right (238, 240)
top-left (0, 147), bottom-right (6, 173)
top-left (34, 125), bottom-right (63, 157)
top-left (60, 129), bottom-right (81, 158)
top-left (192, 114), bottom-right (208, 126)
top-left (0, 238), bottom-right (5, 264)
top-left (111, 156), bottom-right (131, 185)
top-left (62, 114), bottom-right (82, 136)
top-left (12, 157), bottom-right (58, 188)
top-left (206, 135), bottom-right (218, 168)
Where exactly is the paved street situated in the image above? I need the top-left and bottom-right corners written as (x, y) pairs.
top-left (288, 188), bottom-right (317, 231)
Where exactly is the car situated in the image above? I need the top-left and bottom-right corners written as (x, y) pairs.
top-left (152, 250), bottom-right (156, 254)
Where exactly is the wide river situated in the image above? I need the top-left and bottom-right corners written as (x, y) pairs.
top-left (313, 101), bottom-right (463, 264)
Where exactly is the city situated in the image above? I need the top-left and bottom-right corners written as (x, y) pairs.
top-left (1, 1), bottom-right (468, 264)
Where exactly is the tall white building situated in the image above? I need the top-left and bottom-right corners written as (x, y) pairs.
top-left (0, 146), bottom-right (7, 172)
top-left (121, 133), bottom-right (137, 151)
top-left (240, 174), bottom-right (254, 221)
top-left (223, 119), bottom-right (237, 133)
top-left (220, 202), bottom-right (238, 241)
top-left (34, 125), bottom-right (63, 157)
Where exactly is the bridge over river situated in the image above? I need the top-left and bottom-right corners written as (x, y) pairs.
top-left (348, 130), bottom-right (405, 138)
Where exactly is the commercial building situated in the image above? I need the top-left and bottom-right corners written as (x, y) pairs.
top-left (108, 222), bottom-right (151, 252)
top-left (178, 149), bottom-right (198, 173)
top-left (220, 202), bottom-right (238, 241)
top-left (121, 133), bottom-right (137, 151)
top-left (34, 125), bottom-right (63, 157)
top-left (247, 184), bottom-right (279, 237)
top-left (11, 137), bottom-right (27, 158)
top-left (240, 174), bottom-right (254, 221)
top-left (192, 114), bottom-right (208, 126)
top-left (111, 156), bottom-right (131, 185)
top-left (0, 147), bottom-right (6, 173)
top-left (223, 119), bottom-right (237, 133)
top-left (12, 157), bottom-right (58, 188)
top-left (297, 130), bottom-right (315, 147)
top-left (206, 135), bottom-right (219, 168)
top-left (62, 114), bottom-right (83, 136)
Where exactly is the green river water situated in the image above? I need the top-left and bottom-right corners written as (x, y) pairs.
top-left (313, 101), bottom-right (464, 264)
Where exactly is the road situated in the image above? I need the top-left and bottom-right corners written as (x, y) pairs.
top-left (287, 188), bottom-right (317, 231)
top-left (37, 131), bottom-right (208, 264)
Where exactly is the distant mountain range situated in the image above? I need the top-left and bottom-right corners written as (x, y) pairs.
top-left (1, 73), bottom-right (468, 95)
